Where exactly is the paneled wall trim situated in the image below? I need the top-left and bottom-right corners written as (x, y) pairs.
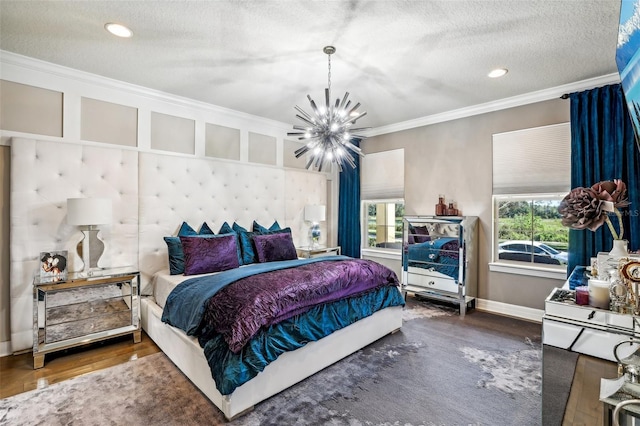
top-left (0, 51), bottom-right (318, 175)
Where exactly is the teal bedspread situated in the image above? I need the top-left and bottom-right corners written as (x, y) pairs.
top-left (200, 285), bottom-right (405, 395)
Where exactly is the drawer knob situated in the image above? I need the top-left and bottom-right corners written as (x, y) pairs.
top-left (588, 311), bottom-right (596, 320)
top-left (429, 281), bottom-right (435, 286)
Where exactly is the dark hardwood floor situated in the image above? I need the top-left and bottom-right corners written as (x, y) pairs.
top-left (0, 331), bottom-right (160, 399)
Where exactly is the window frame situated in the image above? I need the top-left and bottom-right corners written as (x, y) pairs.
top-left (490, 193), bottom-right (568, 279)
top-left (360, 198), bottom-right (405, 254)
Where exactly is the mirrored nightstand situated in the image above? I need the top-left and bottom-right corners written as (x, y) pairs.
top-left (33, 267), bottom-right (140, 369)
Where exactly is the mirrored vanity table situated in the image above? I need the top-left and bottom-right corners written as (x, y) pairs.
top-left (33, 267), bottom-right (140, 369)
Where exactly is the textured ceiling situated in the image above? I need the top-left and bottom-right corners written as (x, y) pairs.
top-left (0, 1), bottom-right (622, 129)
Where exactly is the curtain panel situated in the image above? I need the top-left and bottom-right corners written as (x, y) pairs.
top-left (338, 139), bottom-right (361, 258)
top-left (568, 84), bottom-right (640, 274)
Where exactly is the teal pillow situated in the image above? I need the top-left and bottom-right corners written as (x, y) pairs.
top-left (252, 220), bottom-right (281, 233)
top-left (178, 222), bottom-right (198, 236)
top-left (164, 236), bottom-right (185, 275)
top-left (199, 222), bottom-right (215, 235)
top-left (232, 222), bottom-right (248, 233)
top-left (218, 222), bottom-right (234, 235)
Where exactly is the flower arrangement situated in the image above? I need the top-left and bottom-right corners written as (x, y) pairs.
top-left (558, 179), bottom-right (629, 240)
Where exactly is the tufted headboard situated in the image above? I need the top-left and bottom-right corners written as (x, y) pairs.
top-left (10, 138), bottom-right (327, 352)
top-left (138, 152), bottom-right (327, 294)
top-left (10, 138), bottom-right (139, 351)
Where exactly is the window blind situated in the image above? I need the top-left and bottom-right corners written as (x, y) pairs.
top-left (361, 148), bottom-right (404, 199)
top-left (492, 122), bottom-right (571, 195)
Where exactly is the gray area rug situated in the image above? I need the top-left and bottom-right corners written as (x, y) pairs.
top-left (1, 299), bottom-right (544, 426)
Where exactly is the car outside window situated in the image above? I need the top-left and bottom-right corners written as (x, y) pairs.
top-left (494, 195), bottom-right (568, 270)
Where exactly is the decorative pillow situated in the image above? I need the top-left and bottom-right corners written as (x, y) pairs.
top-left (199, 222), bottom-right (215, 235)
top-left (218, 222), bottom-right (234, 235)
top-left (413, 225), bottom-right (431, 243)
top-left (253, 232), bottom-right (297, 263)
top-left (178, 221), bottom-right (199, 236)
top-left (164, 237), bottom-right (185, 275)
top-left (238, 227), bottom-right (292, 265)
top-left (180, 234), bottom-right (240, 275)
top-left (165, 222), bottom-right (218, 275)
top-left (232, 222), bottom-right (248, 233)
top-left (252, 220), bottom-right (281, 233)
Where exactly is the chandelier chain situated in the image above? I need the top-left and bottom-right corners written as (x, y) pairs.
top-left (327, 52), bottom-right (331, 99)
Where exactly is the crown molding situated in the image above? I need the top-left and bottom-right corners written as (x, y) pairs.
top-left (367, 73), bottom-right (621, 137)
top-left (0, 50), bottom-right (621, 138)
top-left (0, 50), bottom-right (293, 132)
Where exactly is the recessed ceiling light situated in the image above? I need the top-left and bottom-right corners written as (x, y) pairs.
top-left (488, 68), bottom-right (508, 78)
top-left (104, 23), bottom-right (133, 38)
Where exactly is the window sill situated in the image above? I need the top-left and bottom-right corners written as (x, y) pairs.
top-left (488, 262), bottom-right (567, 280)
top-left (361, 248), bottom-right (402, 260)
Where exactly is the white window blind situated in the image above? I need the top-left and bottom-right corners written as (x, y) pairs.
top-left (492, 122), bottom-right (571, 195)
top-left (361, 148), bottom-right (404, 199)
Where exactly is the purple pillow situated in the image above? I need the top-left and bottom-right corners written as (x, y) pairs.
top-left (413, 226), bottom-right (431, 243)
top-left (179, 234), bottom-right (240, 275)
top-left (253, 232), bottom-right (297, 263)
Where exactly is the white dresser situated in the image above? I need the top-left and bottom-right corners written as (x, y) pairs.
top-left (542, 287), bottom-right (640, 362)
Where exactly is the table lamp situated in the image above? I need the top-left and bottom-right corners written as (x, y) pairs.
top-left (67, 197), bottom-right (112, 272)
top-left (304, 205), bottom-right (326, 248)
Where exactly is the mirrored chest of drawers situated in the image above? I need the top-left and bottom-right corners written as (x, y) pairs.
top-left (401, 215), bottom-right (478, 316)
top-left (33, 267), bottom-right (140, 368)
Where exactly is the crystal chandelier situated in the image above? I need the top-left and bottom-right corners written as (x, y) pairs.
top-left (288, 46), bottom-right (369, 172)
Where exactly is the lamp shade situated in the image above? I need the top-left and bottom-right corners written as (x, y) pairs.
top-left (304, 205), bottom-right (326, 223)
top-left (67, 198), bottom-right (112, 226)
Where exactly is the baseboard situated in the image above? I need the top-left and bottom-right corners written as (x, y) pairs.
top-left (0, 340), bottom-right (12, 357)
top-left (476, 298), bottom-right (543, 323)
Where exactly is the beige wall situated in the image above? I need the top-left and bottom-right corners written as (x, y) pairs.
top-left (1, 146), bottom-right (9, 342)
top-left (81, 97), bottom-right (138, 147)
top-left (0, 80), bottom-right (63, 137)
top-left (363, 98), bottom-right (570, 310)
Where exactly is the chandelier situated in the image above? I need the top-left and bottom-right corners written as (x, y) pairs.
top-left (288, 46), bottom-right (369, 172)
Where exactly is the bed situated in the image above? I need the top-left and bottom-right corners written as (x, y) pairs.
top-left (142, 251), bottom-right (404, 420)
top-left (136, 152), bottom-right (404, 420)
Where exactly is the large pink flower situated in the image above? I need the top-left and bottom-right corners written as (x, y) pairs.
top-left (558, 186), bottom-right (607, 231)
top-left (591, 179), bottom-right (629, 208)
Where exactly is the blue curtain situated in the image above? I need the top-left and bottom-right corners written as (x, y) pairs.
top-left (338, 139), bottom-right (361, 258)
top-left (568, 84), bottom-right (640, 273)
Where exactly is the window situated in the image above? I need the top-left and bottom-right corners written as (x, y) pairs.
top-left (492, 123), bottom-right (570, 273)
top-left (362, 200), bottom-right (405, 250)
top-left (495, 195), bottom-right (568, 268)
top-left (360, 149), bottom-right (405, 253)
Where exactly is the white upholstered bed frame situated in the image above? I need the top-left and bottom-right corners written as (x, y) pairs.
top-left (10, 137), bottom-right (403, 420)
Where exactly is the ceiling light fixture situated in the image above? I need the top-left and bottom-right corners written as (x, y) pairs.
top-left (104, 23), bottom-right (133, 38)
top-left (488, 68), bottom-right (508, 78)
top-left (288, 46), bottom-right (369, 172)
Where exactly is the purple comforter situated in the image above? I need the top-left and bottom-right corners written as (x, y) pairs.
top-left (200, 258), bottom-right (399, 353)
